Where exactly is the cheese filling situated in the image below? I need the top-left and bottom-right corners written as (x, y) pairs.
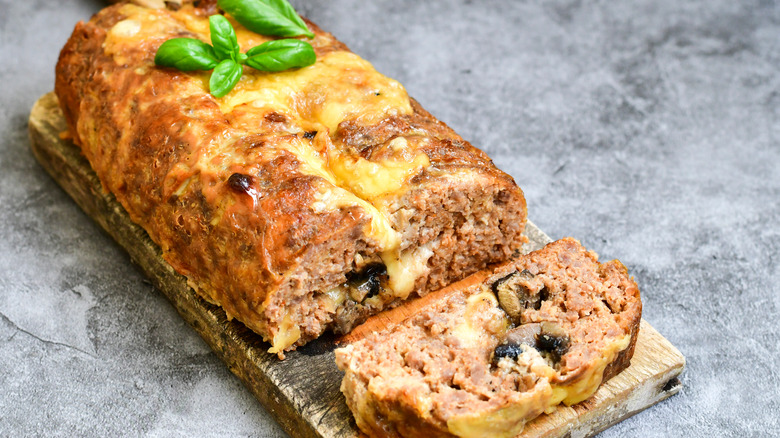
top-left (381, 242), bottom-right (436, 300)
top-left (548, 334), bottom-right (631, 407)
top-left (267, 311), bottom-right (302, 355)
top-left (447, 300), bottom-right (632, 438)
top-left (451, 290), bottom-right (510, 349)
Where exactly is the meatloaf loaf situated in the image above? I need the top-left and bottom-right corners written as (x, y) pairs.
top-left (335, 238), bottom-right (642, 437)
top-left (55, 2), bottom-right (527, 356)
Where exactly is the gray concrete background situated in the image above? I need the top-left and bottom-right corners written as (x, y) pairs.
top-left (1, 0), bottom-right (778, 436)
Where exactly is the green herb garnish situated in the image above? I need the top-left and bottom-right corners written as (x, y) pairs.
top-left (209, 12), bottom-right (241, 61)
top-left (209, 58), bottom-right (243, 98)
top-left (153, 38), bottom-right (219, 71)
top-left (217, 0), bottom-right (315, 39)
top-left (244, 39), bottom-right (316, 71)
top-left (154, 1), bottom-right (315, 98)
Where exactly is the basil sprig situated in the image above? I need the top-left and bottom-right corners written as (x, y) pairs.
top-left (218, 0), bottom-right (314, 39)
top-left (155, 14), bottom-right (315, 97)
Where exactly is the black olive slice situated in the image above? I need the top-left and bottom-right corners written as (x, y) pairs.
top-left (346, 263), bottom-right (387, 302)
top-left (491, 343), bottom-right (524, 365)
top-left (535, 323), bottom-right (570, 362)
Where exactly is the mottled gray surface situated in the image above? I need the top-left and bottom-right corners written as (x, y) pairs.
top-left (1, 0), bottom-right (778, 436)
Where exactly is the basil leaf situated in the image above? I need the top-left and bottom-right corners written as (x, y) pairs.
top-left (264, 0), bottom-right (313, 36)
top-left (209, 15), bottom-right (240, 61)
top-left (209, 59), bottom-right (243, 97)
top-left (217, 0), bottom-right (315, 39)
top-left (244, 39), bottom-right (315, 72)
top-left (155, 38), bottom-right (219, 71)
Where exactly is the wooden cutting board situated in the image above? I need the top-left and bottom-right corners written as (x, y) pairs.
top-left (29, 92), bottom-right (685, 438)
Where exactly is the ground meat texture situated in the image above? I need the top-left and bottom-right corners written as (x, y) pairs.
top-left (336, 238), bottom-right (642, 438)
top-left (55, 2), bottom-right (527, 357)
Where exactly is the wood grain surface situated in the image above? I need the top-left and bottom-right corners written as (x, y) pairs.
top-left (29, 92), bottom-right (685, 438)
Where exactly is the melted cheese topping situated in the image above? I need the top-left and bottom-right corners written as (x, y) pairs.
top-left (105, 5), bottom-right (435, 330)
top-left (104, 7), bottom-right (180, 64)
top-left (330, 151), bottom-right (430, 200)
top-left (223, 51), bottom-right (412, 133)
top-left (311, 185), bottom-right (400, 251)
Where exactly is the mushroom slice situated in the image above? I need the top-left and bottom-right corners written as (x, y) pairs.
top-left (492, 269), bottom-right (543, 321)
top-left (505, 323), bottom-right (542, 346)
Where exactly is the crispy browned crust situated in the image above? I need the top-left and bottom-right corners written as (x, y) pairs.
top-left (602, 278), bottom-right (641, 382)
top-left (55, 3), bottom-right (527, 354)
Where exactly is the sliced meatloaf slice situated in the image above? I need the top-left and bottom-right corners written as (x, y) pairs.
top-left (335, 238), bottom-right (642, 437)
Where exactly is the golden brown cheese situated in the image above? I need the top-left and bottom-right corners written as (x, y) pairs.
top-left (56, 2), bottom-right (528, 356)
top-left (104, 4), bottom-right (427, 306)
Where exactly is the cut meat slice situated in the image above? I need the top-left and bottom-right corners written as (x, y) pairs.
top-left (335, 238), bottom-right (642, 438)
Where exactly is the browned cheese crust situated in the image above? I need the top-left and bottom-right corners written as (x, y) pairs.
top-left (55, 3), bottom-right (527, 356)
top-left (335, 238), bottom-right (642, 438)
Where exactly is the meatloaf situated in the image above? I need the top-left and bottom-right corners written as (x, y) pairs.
top-left (335, 238), bottom-right (642, 437)
top-left (55, 2), bottom-right (527, 356)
